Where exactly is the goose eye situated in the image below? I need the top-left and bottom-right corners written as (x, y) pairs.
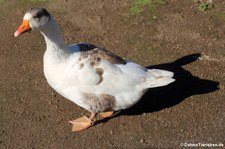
top-left (33, 12), bottom-right (42, 19)
top-left (33, 15), bottom-right (38, 18)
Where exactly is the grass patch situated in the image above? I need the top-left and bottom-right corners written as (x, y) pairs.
top-left (130, 0), bottom-right (165, 15)
top-left (198, 2), bottom-right (214, 11)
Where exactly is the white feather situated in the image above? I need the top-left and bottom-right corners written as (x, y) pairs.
top-left (25, 10), bottom-right (176, 112)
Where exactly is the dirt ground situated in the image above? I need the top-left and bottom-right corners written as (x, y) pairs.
top-left (1, 0), bottom-right (225, 148)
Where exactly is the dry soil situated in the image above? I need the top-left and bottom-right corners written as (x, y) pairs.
top-left (0, 0), bottom-right (225, 148)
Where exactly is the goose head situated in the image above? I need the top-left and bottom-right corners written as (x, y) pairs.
top-left (14, 8), bottom-right (51, 37)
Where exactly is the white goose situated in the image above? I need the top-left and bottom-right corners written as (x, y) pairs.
top-left (14, 8), bottom-right (175, 132)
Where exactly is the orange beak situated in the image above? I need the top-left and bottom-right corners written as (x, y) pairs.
top-left (14, 20), bottom-right (31, 37)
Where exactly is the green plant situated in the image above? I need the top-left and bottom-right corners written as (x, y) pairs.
top-left (130, 0), bottom-right (165, 15)
top-left (198, 2), bottom-right (214, 11)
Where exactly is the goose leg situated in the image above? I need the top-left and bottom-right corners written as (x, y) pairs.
top-left (69, 112), bottom-right (96, 132)
top-left (99, 111), bottom-right (114, 118)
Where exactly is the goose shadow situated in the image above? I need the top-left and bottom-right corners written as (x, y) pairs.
top-left (97, 53), bottom-right (219, 124)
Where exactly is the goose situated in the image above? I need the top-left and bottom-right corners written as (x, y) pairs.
top-left (14, 8), bottom-right (175, 132)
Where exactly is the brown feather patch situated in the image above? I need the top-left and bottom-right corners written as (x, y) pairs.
top-left (82, 93), bottom-right (116, 113)
top-left (78, 43), bottom-right (126, 65)
top-left (95, 68), bottom-right (104, 85)
top-left (79, 63), bottom-right (84, 69)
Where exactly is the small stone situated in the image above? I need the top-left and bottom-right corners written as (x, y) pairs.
top-left (110, 130), bottom-right (114, 135)
top-left (140, 139), bottom-right (145, 144)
